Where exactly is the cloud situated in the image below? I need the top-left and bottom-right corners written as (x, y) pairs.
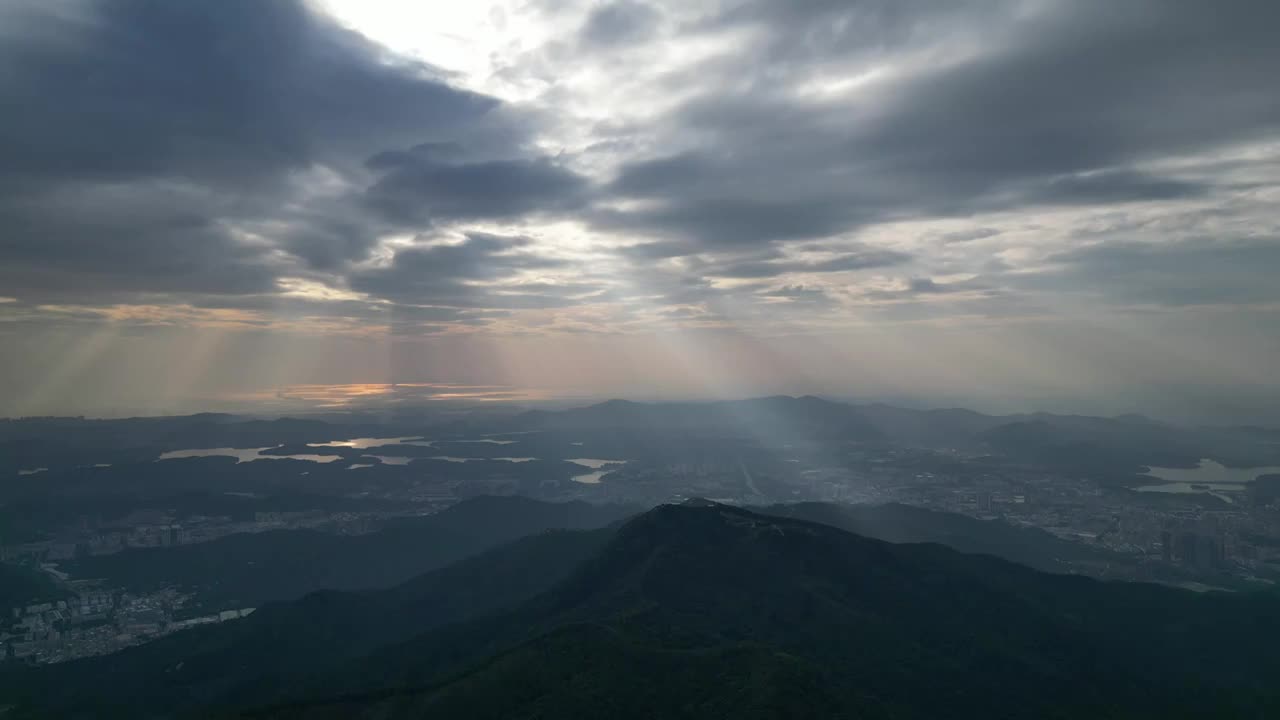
top-left (2, 0), bottom-right (1280, 419)
top-left (861, 276), bottom-right (997, 303)
top-left (708, 248), bottom-right (912, 278)
top-left (0, 0), bottom-right (545, 305)
top-left (6, 0), bottom-right (1275, 323)
top-left (0, 181), bottom-right (281, 301)
top-left (1023, 170), bottom-right (1208, 205)
top-left (363, 150), bottom-right (589, 227)
top-left (587, 0), bottom-right (1280, 255)
top-left (1027, 236), bottom-right (1280, 308)
top-left (579, 0), bottom-right (662, 48)
top-left (348, 232), bottom-right (587, 309)
top-left (759, 285), bottom-right (833, 306)
top-left (0, 1), bottom-right (496, 187)
top-left (938, 227), bottom-right (1001, 244)
top-left (237, 382), bottom-right (546, 410)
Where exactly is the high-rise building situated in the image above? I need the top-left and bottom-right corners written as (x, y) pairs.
top-left (1195, 535), bottom-right (1220, 569)
top-left (1176, 531), bottom-right (1198, 564)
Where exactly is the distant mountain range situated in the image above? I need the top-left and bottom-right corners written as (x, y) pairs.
top-left (512, 395), bottom-right (1280, 471)
top-left (6, 396), bottom-right (1279, 478)
top-left (8, 497), bottom-right (1280, 718)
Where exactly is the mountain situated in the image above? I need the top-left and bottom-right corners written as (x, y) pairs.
top-left (244, 502), bottom-right (1280, 719)
top-left (4, 499), bottom-right (1128, 717)
top-left (977, 413), bottom-right (1280, 474)
top-left (847, 402), bottom-right (1005, 446)
top-left (758, 501), bottom-right (1116, 574)
top-left (510, 396), bottom-right (1280, 473)
top-left (11, 501), bottom-right (1280, 718)
top-left (977, 418), bottom-right (1200, 473)
top-left (0, 527), bottom-right (616, 718)
top-left (514, 396), bottom-right (885, 443)
top-left (63, 496), bottom-right (637, 608)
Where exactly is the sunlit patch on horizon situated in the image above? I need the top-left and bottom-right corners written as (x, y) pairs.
top-left (227, 382), bottom-right (548, 411)
top-left (29, 303), bottom-right (269, 329)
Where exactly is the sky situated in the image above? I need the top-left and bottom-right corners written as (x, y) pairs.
top-left (0, 0), bottom-right (1278, 422)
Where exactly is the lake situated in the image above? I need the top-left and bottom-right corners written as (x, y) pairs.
top-left (569, 459), bottom-right (623, 484)
top-left (1135, 458), bottom-right (1280, 497)
top-left (307, 437), bottom-right (433, 449)
top-left (153, 444), bottom-right (625, 479)
top-left (157, 447), bottom-right (343, 464)
top-left (567, 458), bottom-right (617, 469)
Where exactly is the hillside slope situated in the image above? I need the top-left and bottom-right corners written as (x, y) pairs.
top-left (254, 503), bottom-right (1280, 719)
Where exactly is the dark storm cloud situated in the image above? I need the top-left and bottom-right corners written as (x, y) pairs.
top-left (709, 248), bottom-right (912, 279)
top-left (617, 241), bottom-right (695, 260)
top-left (0, 0), bottom-right (562, 306)
top-left (602, 151), bottom-right (872, 247)
top-left (906, 278), bottom-right (959, 295)
top-left (349, 233), bottom-right (585, 309)
top-left (3, 0), bottom-right (1279, 331)
top-left (363, 150), bottom-right (589, 227)
top-left (759, 285), bottom-right (833, 306)
top-left (0, 182), bottom-right (279, 301)
top-left (1025, 237), bottom-right (1280, 308)
top-left (1018, 170), bottom-right (1208, 206)
top-left (862, 277), bottom-right (998, 302)
top-left (270, 207), bottom-right (383, 272)
top-left (938, 228), bottom-right (1001, 244)
top-left (856, 0), bottom-right (1280, 178)
top-left (0, 1), bottom-right (494, 187)
top-left (594, 0), bottom-right (1280, 251)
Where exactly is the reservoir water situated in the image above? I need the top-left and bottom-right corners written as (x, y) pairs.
top-left (1135, 458), bottom-right (1280, 497)
top-left (157, 447), bottom-right (344, 464)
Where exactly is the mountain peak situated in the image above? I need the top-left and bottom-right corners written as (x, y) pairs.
top-left (678, 496), bottom-right (724, 508)
top-left (592, 398), bottom-right (641, 409)
top-left (552, 502), bottom-right (847, 608)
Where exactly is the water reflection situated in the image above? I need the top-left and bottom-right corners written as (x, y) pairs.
top-left (157, 448), bottom-right (343, 464)
top-left (570, 459), bottom-right (623, 484)
top-left (368, 455), bottom-right (412, 466)
top-left (1140, 458), bottom-right (1280, 485)
top-left (307, 437), bottom-right (431, 449)
top-left (567, 458), bottom-right (616, 469)
top-left (1135, 458), bottom-right (1280, 502)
